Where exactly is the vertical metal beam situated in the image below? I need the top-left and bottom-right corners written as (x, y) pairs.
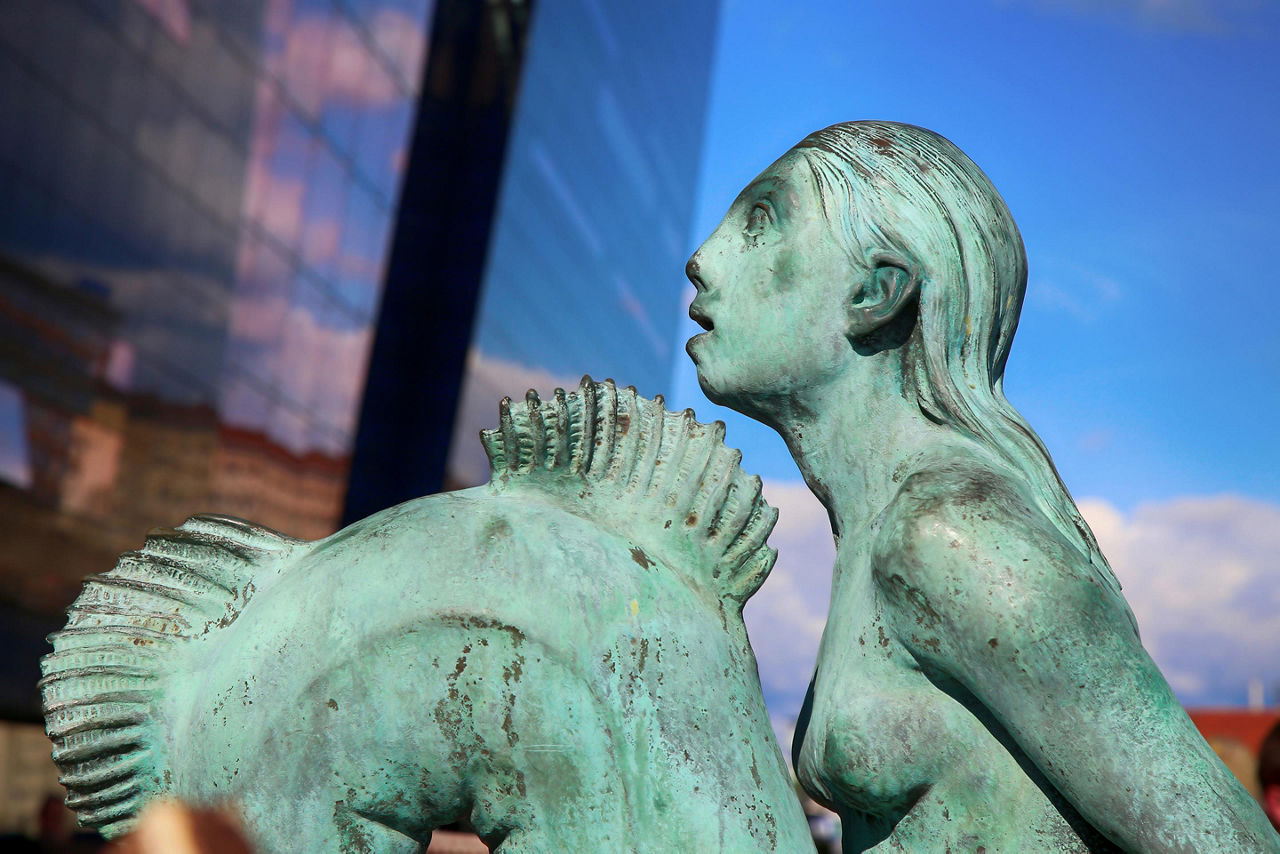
top-left (343, 0), bottom-right (533, 523)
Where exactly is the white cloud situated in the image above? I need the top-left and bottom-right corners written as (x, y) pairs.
top-left (220, 293), bottom-right (374, 455)
top-left (747, 480), bottom-right (835, 712)
top-left (264, 0), bottom-right (292, 39)
top-left (1165, 669), bottom-right (1208, 698)
top-left (1075, 428), bottom-right (1114, 453)
top-left (1079, 494), bottom-right (1280, 706)
top-left (335, 250), bottom-right (385, 282)
top-left (243, 155), bottom-right (306, 247)
top-left (770, 714), bottom-right (797, 764)
top-left (1030, 279), bottom-right (1096, 322)
top-left (390, 145), bottom-right (408, 176)
top-left (264, 305), bottom-right (374, 452)
top-left (301, 217), bottom-right (342, 266)
top-left (1027, 266), bottom-right (1121, 323)
top-left (739, 488), bottom-right (1280, 715)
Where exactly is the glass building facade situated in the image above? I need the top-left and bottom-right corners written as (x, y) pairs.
top-left (0, 0), bottom-right (430, 643)
top-left (445, 0), bottom-right (721, 487)
top-left (0, 0), bottom-right (721, 731)
top-left (0, 0), bottom-right (724, 834)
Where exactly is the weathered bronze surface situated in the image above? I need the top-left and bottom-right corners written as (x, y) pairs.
top-left (40, 380), bottom-right (814, 851)
top-left (44, 117), bottom-right (1280, 852)
top-left (686, 120), bottom-right (1280, 852)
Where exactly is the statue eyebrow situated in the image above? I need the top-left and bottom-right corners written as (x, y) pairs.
top-left (735, 176), bottom-right (783, 205)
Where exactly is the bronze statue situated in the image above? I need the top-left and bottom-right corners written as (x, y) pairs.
top-left (43, 116), bottom-right (1278, 853)
top-left (685, 120), bottom-right (1280, 852)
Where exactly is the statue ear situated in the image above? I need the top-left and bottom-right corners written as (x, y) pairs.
top-left (847, 252), bottom-right (921, 341)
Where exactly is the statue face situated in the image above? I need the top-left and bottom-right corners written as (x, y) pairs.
top-left (685, 149), bottom-right (858, 416)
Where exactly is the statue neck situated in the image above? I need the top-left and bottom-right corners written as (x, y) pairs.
top-left (771, 369), bottom-right (944, 548)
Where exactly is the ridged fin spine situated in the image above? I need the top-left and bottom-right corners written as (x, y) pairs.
top-left (40, 515), bottom-right (301, 837)
top-left (481, 377), bottom-right (778, 602)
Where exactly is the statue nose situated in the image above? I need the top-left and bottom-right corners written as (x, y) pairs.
top-left (685, 253), bottom-right (707, 293)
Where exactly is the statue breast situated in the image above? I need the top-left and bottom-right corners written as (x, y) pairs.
top-left (794, 545), bottom-right (1105, 852)
top-left (794, 576), bottom-right (960, 818)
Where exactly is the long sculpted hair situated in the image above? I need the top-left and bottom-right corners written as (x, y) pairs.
top-left (797, 121), bottom-right (1121, 596)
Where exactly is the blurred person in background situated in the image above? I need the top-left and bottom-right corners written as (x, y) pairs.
top-left (1262, 720), bottom-right (1280, 831)
top-left (105, 802), bottom-right (248, 854)
top-left (0, 795), bottom-right (102, 854)
top-left (1207, 735), bottom-right (1263, 802)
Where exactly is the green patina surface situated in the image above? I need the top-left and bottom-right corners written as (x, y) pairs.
top-left (686, 120), bottom-right (1280, 852)
top-left (40, 380), bottom-right (815, 852)
top-left (42, 119), bottom-right (1280, 853)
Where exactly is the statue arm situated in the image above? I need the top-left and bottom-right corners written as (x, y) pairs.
top-left (875, 468), bottom-right (1280, 853)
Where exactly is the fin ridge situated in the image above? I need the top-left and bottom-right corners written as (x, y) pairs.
top-left (41, 515), bottom-right (301, 837)
top-left (480, 378), bottom-right (778, 601)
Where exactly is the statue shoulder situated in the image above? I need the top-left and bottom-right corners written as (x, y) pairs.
top-left (871, 456), bottom-right (1111, 648)
top-left (873, 453), bottom-right (1047, 559)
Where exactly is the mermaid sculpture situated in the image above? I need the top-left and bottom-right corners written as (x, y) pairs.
top-left (685, 120), bottom-right (1280, 852)
top-left (40, 380), bottom-right (814, 852)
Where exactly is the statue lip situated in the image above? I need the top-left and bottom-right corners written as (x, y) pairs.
top-left (689, 303), bottom-right (714, 332)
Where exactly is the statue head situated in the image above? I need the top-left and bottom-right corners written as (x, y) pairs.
top-left (687, 121), bottom-right (1113, 579)
top-left (793, 121), bottom-right (1028, 422)
top-left (687, 120), bottom-right (1025, 423)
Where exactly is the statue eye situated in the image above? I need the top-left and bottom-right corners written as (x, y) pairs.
top-left (745, 203), bottom-right (770, 237)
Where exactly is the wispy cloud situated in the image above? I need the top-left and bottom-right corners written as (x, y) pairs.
top-left (1080, 494), bottom-right (1280, 706)
top-left (130, 0), bottom-right (191, 44)
top-left (446, 350), bottom-right (588, 487)
top-left (992, 0), bottom-right (1261, 34)
top-left (273, 9), bottom-right (426, 116)
top-left (267, 304), bottom-right (374, 450)
top-left (1030, 279), bottom-right (1097, 322)
top-left (1076, 428), bottom-right (1115, 453)
top-left (1027, 266), bottom-right (1122, 322)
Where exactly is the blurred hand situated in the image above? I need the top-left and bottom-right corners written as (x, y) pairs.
top-left (108, 801), bottom-right (252, 854)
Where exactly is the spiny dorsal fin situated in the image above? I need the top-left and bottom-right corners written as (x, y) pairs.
top-left (481, 378), bottom-right (778, 602)
top-left (40, 515), bottom-right (301, 837)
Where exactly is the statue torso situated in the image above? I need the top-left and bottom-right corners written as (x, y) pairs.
top-left (793, 518), bottom-right (1116, 853)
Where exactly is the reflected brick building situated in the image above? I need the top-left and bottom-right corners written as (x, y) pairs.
top-left (213, 424), bottom-right (349, 541)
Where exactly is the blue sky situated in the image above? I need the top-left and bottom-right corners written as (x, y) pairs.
top-left (666, 0), bottom-right (1280, 711)
top-left (673, 0), bottom-right (1280, 507)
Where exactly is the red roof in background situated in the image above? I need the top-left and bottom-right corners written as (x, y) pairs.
top-left (1188, 708), bottom-right (1279, 754)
